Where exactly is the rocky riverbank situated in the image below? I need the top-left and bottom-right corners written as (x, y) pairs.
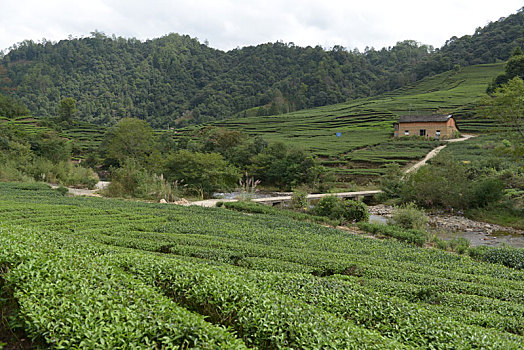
top-left (368, 204), bottom-right (524, 235)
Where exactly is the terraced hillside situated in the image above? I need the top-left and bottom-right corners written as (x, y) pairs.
top-left (0, 116), bottom-right (106, 157)
top-left (0, 182), bottom-right (523, 348)
top-left (213, 63), bottom-right (504, 178)
top-left (1, 63), bottom-right (504, 179)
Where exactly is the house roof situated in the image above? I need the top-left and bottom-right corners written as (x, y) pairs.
top-left (398, 114), bottom-right (453, 123)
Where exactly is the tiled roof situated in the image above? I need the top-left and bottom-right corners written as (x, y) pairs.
top-left (398, 114), bottom-right (452, 123)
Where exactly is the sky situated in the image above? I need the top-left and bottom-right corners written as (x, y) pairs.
top-left (0, 0), bottom-right (522, 53)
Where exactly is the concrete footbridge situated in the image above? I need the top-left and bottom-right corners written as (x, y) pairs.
top-left (189, 190), bottom-right (382, 207)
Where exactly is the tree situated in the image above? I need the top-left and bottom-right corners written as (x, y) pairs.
top-left (484, 77), bottom-right (524, 143)
top-left (0, 65), bottom-right (14, 93)
top-left (487, 53), bottom-right (524, 93)
top-left (0, 94), bottom-right (29, 117)
top-left (31, 131), bottom-right (71, 163)
top-left (58, 97), bottom-right (77, 122)
top-left (163, 149), bottom-right (238, 198)
top-left (102, 118), bottom-right (156, 166)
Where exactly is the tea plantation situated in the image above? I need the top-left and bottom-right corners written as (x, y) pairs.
top-left (212, 63), bottom-right (504, 177)
top-left (1, 182), bottom-right (523, 348)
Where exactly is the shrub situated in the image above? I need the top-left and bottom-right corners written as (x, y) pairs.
top-left (24, 159), bottom-right (98, 188)
top-left (378, 163), bottom-right (403, 201)
top-left (342, 199), bottom-right (369, 223)
top-left (62, 164), bottom-right (99, 189)
top-left (137, 174), bottom-right (182, 202)
top-left (469, 178), bottom-right (505, 208)
top-left (358, 222), bottom-right (428, 246)
top-left (312, 196), bottom-right (369, 224)
top-left (468, 245), bottom-right (524, 270)
top-left (389, 203), bottom-right (429, 230)
top-left (290, 188), bottom-right (308, 210)
top-left (164, 150), bottom-right (238, 198)
top-left (55, 186), bottom-right (69, 196)
top-left (312, 196), bottom-right (345, 221)
top-left (431, 236), bottom-right (470, 254)
top-left (223, 201), bottom-right (336, 226)
top-left (104, 160), bottom-right (180, 201)
top-left (448, 237), bottom-right (470, 254)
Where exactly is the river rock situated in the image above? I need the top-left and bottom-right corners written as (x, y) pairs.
top-left (369, 205), bottom-right (523, 235)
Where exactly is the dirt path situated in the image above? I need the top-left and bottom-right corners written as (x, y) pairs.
top-left (49, 181), bottom-right (110, 197)
top-left (404, 134), bottom-right (474, 174)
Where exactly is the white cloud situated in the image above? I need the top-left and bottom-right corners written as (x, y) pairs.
top-left (1, 0), bottom-right (522, 53)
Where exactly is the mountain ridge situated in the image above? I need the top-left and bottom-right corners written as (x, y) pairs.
top-left (0, 7), bottom-right (522, 127)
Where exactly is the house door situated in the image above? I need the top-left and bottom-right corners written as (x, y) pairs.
top-left (419, 129), bottom-right (426, 136)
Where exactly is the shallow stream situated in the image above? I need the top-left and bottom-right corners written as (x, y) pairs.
top-left (369, 214), bottom-right (524, 248)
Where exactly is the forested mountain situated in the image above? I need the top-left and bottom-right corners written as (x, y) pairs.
top-left (0, 8), bottom-right (522, 127)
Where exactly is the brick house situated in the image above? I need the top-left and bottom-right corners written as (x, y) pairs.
top-left (393, 114), bottom-right (458, 139)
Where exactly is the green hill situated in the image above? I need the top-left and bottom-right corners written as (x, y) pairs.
top-left (1, 8), bottom-right (522, 127)
top-left (212, 63), bottom-right (504, 179)
top-left (0, 116), bottom-right (106, 158)
top-left (1, 62), bottom-right (504, 179)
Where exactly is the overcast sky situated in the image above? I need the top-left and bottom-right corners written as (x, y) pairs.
top-left (1, 1), bottom-right (522, 53)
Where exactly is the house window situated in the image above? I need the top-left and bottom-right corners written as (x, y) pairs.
top-left (404, 130), bottom-right (409, 136)
top-left (419, 129), bottom-right (426, 136)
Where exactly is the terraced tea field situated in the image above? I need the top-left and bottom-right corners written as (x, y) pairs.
top-left (0, 182), bottom-right (523, 348)
top-left (0, 116), bottom-right (106, 157)
top-left (213, 63), bottom-right (504, 178)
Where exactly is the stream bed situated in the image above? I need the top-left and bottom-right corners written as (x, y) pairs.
top-left (368, 207), bottom-right (524, 248)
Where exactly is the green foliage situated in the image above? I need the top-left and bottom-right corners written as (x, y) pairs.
top-left (468, 245), bottom-right (524, 270)
top-left (164, 149), bottom-right (238, 198)
top-left (470, 178), bottom-right (505, 208)
top-left (104, 160), bottom-right (179, 201)
top-left (0, 94), bottom-right (29, 117)
top-left (55, 185), bottom-right (69, 196)
top-left (24, 159), bottom-right (98, 187)
top-left (250, 142), bottom-right (323, 190)
top-left (313, 195), bottom-right (344, 220)
top-left (290, 188), bottom-right (308, 210)
top-left (313, 196), bottom-right (369, 223)
top-left (0, 183), bottom-right (524, 347)
top-left (483, 77), bottom-right (524, 146)
top-left (401, 157), bottom-right (472, 209)
top-left (102, 118), bottom-right (157, 166)
top-left (487, 53), bottom-right (524, 93)
top-left (358, 222), bottom-right (428, 246)
top-left (448, 237), bottom-right (470, 255)
top-left (431, 236), bottom-right (470, 254)
top-left (30, 130), bottom-right (71, 163)
top-left (378, 163), bottom-right (404, 200)
top-left (222, 201), bottom-right (336, 226)
top-left (389, 202), bottom-right (429, 230)
top-left (3, 10), bottom-right (522, 126)
top-left (57, 97), bottom-right (77, 123)
top-left (341, 199), bottom-right (370, 223)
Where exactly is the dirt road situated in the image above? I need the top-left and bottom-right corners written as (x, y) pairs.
top-left (404, 134), bottom-right (474, 174)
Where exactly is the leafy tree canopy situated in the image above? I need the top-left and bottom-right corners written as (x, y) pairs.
top-left (484, 77), bottom-right (524, 148)
top-left (0, 93), bottom-right (29, 117)
top-left (58, 97), bottom-right (77, 122)
top-left (1, 8), bottom-right (522, 127)
top-left (101, 117), bottom-right (156, 166)
top-left (163, 149), bottom-right (238, 198)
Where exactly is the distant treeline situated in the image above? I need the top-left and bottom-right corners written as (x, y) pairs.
top-left (0, 8), bottom-right (522, 127)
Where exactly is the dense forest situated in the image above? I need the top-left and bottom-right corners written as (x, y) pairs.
top-left (0, 8), bottom-right (522, 127)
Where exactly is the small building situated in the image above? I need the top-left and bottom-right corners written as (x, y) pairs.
top-left (393, 114), bottom-right (458, 139)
